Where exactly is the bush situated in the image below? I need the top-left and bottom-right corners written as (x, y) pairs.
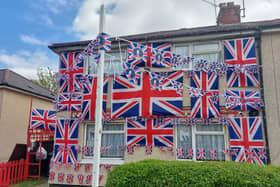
top-left (106, 159), bottom-right (280, 187)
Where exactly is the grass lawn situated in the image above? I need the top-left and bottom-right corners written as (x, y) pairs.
top-left (10, 177), bottom-right (48, 187)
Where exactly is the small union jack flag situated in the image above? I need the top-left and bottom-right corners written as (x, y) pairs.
top-left (228, 117), bottom-right (266, 165)
top-left (226, 67), bottom-right (260, 87)
top-left (58, 173), bottom-right (64, 182)
top-left (176, 147), bottom-right (184, 158)
top-left (127, 42), bottom-right (148, 67)
top-left (145, 145), bottom-right (153, 155)
top-left (56, 93), bottom-right (82, 112)
top-left (49, 171), bottom-right (55, 181)
top-left (197, 148), bottom-right (206, 160)
top-left (66, 174), bottom-right (73, 184)
top-left (97, 32), bottom-right (112, 51)
top-left (210, 149), bottom-right (217, 160)
top-left (78, 175), bottom-right (84, 184)
top-left (30, 108), bottom-right (56, 131)
top-left (86, 175), bottom-right (92, 184)
top-left (187, 148), bottom-right (193, 159)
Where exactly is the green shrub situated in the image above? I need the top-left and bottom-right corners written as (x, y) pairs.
top-left (106, 159), bottom-right (280, 187)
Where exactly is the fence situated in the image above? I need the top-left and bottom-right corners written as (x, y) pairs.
top-left (0, 160), bottom-right (25, 187)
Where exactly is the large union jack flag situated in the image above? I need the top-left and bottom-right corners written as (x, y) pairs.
top-left (126, 118), bottom-right (173, 147)
top-left (30, 108), bottom-right (56, 131)
top-left (111, 71), bottom-right (183, 118)
top-left (59, 52), bottom-right (84, 93)
top-left (226, 67), bottom-right (260, 87)
top-left (224, 37), bottom-right (257, 66)
top-left (228, 117), bottom-right (266, 165)
top-left (190, 71), bottom-right (220, 118)
top-left (53, 119), bottom-right (79, 164)
top-left (225, 90), bottom-right (261, 111)
top-left (127, 42), bottom-right (171, 68)
top-left (56, 93), bottom-right (82, 112)
top-left (81, 75), bottom-right (108, 120)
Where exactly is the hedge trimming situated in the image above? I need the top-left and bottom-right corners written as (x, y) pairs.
top-left (106, 159), bottom-right (280, 187)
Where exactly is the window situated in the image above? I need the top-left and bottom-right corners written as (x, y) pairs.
top-left (174, 42), bottom-right (222, 70)
top-left (88, 51), bottom-right (126, 75)
top-left (85, 123), bottom-right (125, 158)
top-left (177, 124), bottom-right (225, 160)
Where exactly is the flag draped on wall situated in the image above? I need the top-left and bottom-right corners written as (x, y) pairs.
top-left (126, 118), bottom-right (174, 147)
top-left (111, 71), bottom-right (183, 118)
top-left (59, 52), bottom-right (84, 93)
top-left (228, 117), bottom-right (266, 165)
top-left (30, 108), bottom-right (56, 131)
top-left (56, 93), bottom-right (82, 112)
top-left (226, 67), bottom-right (260, 87)
top-left (224, 90), bottom-right (262, 111)
top-left (127, 42), bottom-right (171, 68)
top-left (53, 119), bottom-right (79, 163)
top-left (190, 71), bottom-right (220, 118)
top-left (81, 75), bottom-right (108, 120)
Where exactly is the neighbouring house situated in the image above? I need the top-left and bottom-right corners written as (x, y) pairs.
top-left (48, 2), bottom-right (280, 186)
top-left (0, 69), bottom-right (55, 161)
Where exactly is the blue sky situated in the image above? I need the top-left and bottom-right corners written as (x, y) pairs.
top-left (0, 0), bottom-right (280, 79)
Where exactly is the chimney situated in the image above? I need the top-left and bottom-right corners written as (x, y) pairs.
top-left (217, 2), bottom-right (241, 25)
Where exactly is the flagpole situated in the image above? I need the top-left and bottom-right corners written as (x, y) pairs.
top-left (92, 4), bottom-right (105, 187)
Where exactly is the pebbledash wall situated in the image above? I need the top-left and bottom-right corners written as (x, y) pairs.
top-left (0, 72), bottom-right (55, 161)
top-left (48, 18), bottom-right (280, 186)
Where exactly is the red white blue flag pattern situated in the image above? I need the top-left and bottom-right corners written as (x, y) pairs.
top-left (54, 119), bottom-right (79, 164)
top-left (81, 75), bottom-right (108, 120)
top-left (59, 52), bottom-right (84, 93)
top-left (127, 42), bottom-right (171, 68)
top-left (126, 118), bottom-right (173, 147)
top-left (190, 71), bottom-right (220, 118)
top-left (224, 37), bottom-right (257, 66)
top-left (112, 71), bottom-right (183, 118)
top-left (228, 117), bottom-right (266, 165)
top-left (226, 67), bottom-right (260, 87)
top-left (30, 108), bottom-right (56, 131)
top-left (225, 90), bottom-right (261, 111)
top-left (97, 32), bottom-right (112, 52)
top-left (56, 93), bottom-right (82, 112)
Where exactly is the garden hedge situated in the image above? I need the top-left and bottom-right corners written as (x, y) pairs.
top-left (106, 159), bottom-right (280, 187)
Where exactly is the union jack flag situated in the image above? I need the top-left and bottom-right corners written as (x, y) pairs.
top-left (56, 93), bottom-right (82, 112)
top-left (97, 32), bottom-right (112, 51)
top-left (126, 118), bottom-right (174, 147)
top-left (111, 71), bottom-right (183, 118)
top-left (122, 61), bottom-right (142, 84)
top-left (54, 119), bottom-right (79, 164)
top-left (59, 52), bottom-right (84, 93)
top-left (190, 71), bottom-right (220, 118)
top-left (225, 90), bottom-right (261, 111)
top-left (226, 67), bottom-right (260, 87)
top-left (228, 117), bottom-right (266, 165)
top-left (81, 75), bottom-right (108, 120)
top-left (30, 108), bottom-right (56, 131)
top-left (127, 42), bottom-right (171, 68)
top-left (224, 37), bottom-right (257, 66)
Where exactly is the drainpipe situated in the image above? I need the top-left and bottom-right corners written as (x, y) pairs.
top-left (255, 28), bottom-right (271, 164)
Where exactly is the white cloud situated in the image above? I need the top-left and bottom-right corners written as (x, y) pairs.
top-left (20, 34), bottom-right (48, 46)
top-left (72, 0), bottom-right (280, 40)
top-left (0, 50), bottom-right (57, 79)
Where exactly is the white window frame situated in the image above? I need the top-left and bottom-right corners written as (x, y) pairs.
top-left (175, 123), bottom-right (227, 161)
top-left (82, 123), bottom-right (125, 165)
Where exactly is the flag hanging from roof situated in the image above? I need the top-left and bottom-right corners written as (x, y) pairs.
top-left (56, 93), bottom-right (82, 112)
top-left (190, 71), bottom-right (220, 118)
top-left (59, 52), bottom-right (84, 93)
top-left (228, 117), bottom-right (266, 165)
top-left (81, 75), bottom-right (108, 120)
top-left (224, 90), bottom-right (262, 111)
top-left (126, 118), bottom-right (174, 147)
top-left (226, 67), bottom-right (260, 87)
top-left (127, 42), bottom-right (171, 68)
top-left (224, 37), bottom-right (257, 66)
top-left (30, 108), bottom-right (56, 131)
top-left (111, 71), bottom-right (183, 118)
top-left (53, 119), bottom-right (79, 164)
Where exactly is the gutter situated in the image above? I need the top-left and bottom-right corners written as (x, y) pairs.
top-left (255, 28), bottom-right (271, 164)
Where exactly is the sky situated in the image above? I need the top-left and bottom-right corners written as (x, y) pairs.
top-left (0, 0), bottom-right (280, 79)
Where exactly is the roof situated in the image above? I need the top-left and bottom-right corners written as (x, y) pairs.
top-left (49, 18), bottom-right (280, 53)
top-left (0, 69), bottom-right (55, 100)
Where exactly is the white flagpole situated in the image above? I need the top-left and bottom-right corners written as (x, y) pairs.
top-left (92, 4), bottom-right (105, 187)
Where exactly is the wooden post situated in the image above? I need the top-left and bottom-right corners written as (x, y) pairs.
top-left (92, 4), bottom-right (106, 187)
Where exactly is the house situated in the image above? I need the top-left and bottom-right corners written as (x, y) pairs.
top-left (48, 2), bottom-right (280, 186)
top-left (0, 69), bottom-right (55, 161)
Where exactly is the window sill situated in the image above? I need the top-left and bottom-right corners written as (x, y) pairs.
top-left (80, 158), bottom-right (124, 165)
